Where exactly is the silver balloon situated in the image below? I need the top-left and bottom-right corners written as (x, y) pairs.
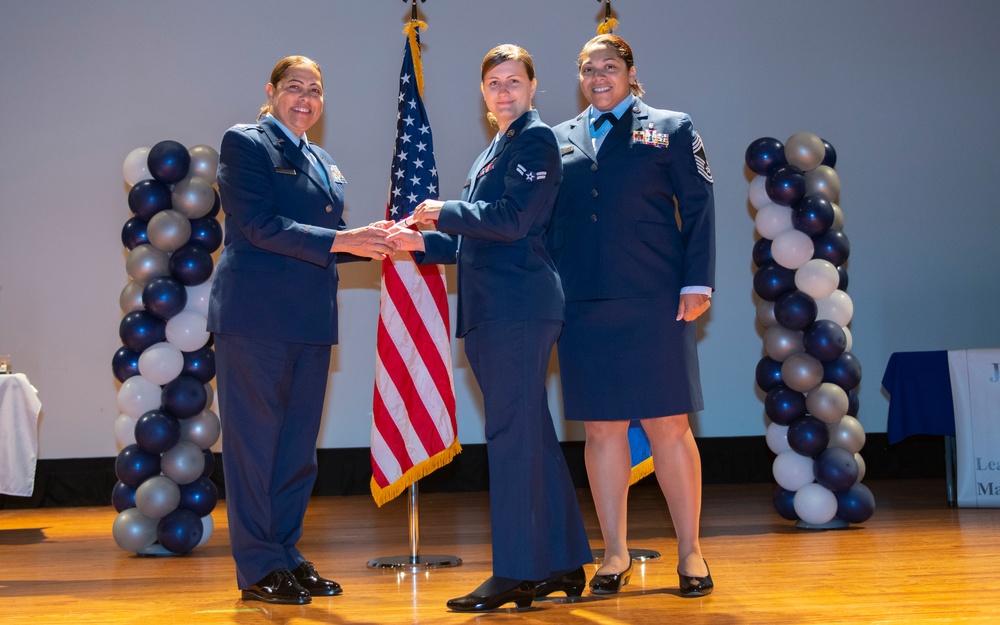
top-left (806, 382), bottom-right (849, 424)
top-left (112, 508), bottom-right (158, 552)
top-left (203, 382), bottom-right (215, 412)
top-left (828, 415), bottom-right (866, 454)
top-left (119, 280), bottom-right (145, 313)
top-left (756, 298), bottom-right (779, 329)
top-left (172, 175), bottom-right (215, 219)
top-left (147, 209), bottom-right (192, 252)
top-left (764, 326), bottom-right (804, 362)
top-left (781, 352), bottom-right (824, 393)
top-left (135, 475), bottom-right (181, 519)
top-left (161, 441), bottom-right (206, 485)
top-left (784, 131), bottom-right (825, 172)
top-left (843, 326), bottom-right (853, 352)
top-left (180, 408), bottom-right (221, 449)
top-left (831, 203), bottom-right (845, 231)
top-left (125, 244), bottom-right (170, 285)
top-left (854, 453), bottom-right (866, 483)
top-left (805, 165), bottom-right (841, 202)
top-left (188, 145), bottom-right (220, 185)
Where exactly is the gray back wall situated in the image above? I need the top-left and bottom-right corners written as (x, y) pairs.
top-left (2, 1), bottom-right (998, 458)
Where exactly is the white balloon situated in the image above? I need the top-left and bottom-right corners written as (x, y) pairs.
top-left (749, 175), bottom-right (771, 210)
top-left (184, 279), bottom-right (213, 317)
top-left (772, 450), bottom-right (815, 491)
top-left (766, 422), bottom-right (791, 454)
top-left (166, 310), bottom-right (210, 352)
top-left (771, 229), bottom-right (815, 270)
top-left (756, 299), bottom-right (778, 329)
top-left (114, 414), bottom-right (138, 449)
top-left (816, 290), bottom-right (854, 326)
top-left (793, 483), bottom-right (838, 524)
top-left (118, 375), bottom-right (162, 418)
top-left (197, 513), bottom-right (215, 548)
top-left (754, 202), bottom-right (794, 239)
top-left (854, 453), bottom-right (866, 483)
top-left (843, 326), bottom-right (853, 352)
top-left (123, 146), bottom-right (152, 186)
top-left (138, 342), bottom-right (184, 386)
top-left (795, 259), bottom-right (840, 300)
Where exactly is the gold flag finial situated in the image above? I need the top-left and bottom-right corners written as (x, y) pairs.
top-left (597, 0), bottom-right (619, 34)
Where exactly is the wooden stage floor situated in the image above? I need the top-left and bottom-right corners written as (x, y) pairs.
top-left (2, 479), bottom-right (998, 624)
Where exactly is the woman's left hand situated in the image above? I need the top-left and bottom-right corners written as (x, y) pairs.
top-left (676, 293), bottom-right (711, 322)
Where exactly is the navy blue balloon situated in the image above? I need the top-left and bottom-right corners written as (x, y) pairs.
top-left (206, 190), bottom-right (221, 219)
top-left (774, 290), bottom-right (817, 331)
top-left (752, 237), bottom-right (773, 268)
top-left (847, 389), bottom-right (860, 416)
top-left (745, 137), bottom-right (787, 176)
top-left (787, 415), bottom-right (830, 458)
top-left (182, 346), bottom-right (216, 384)
top-left (169, 243), bottom-right (213, 286)
top-left (836, 483), bottom-right (875, 523)
top-left (814, 447), bottom-right (859, 491)
top-left (837, 265), bottom-right (849, 291)
top-left (112, 481), bottom-right (137, 512)
top-left (178, 477), bottom-right (219, 517)
top-left (765, 164), bottom-right (806, 206)
top-left (112, 346), bottom-right (142, 382)
top-left (147, 140), bottom-right (191, 185)
top-left (142, 276), bottom-right (188, 320)
top-left (820, 139), bottom-right (837, 168)
top-left (121, 217), bottom-right (149, 250)
top-left (764, 384), bottom-right (807, 425)
top-left (162, 375), bottom-right (208, 419)
top-left (127, 179), bottom-right (173, 220)
top-left (791, 195), bottom-right (835, 237)
top-left (823, 352), bottom-right (863, 391)
top-left (753, 264), bottom-right (796, 302)
top-left (803, 319), bottom-right (847, 361)
top-left (156, 508), bottom-right (203, 554)
top-left (812, 230), bottom-right (851, 266)
top-left (773, 486), bottom-right (799, 521)
top-left (201, 449), bottom-right (216, 478)
top-left (114, 444), bottom-right (162, 488)
top-left (188, 216), bottom-right (223, 253)
top-left (134, 409), bottom-right (182, 454)
top-left (119, 310), bottom-right (167, 352)
top-left (755, 356), bottom-right (784, 392)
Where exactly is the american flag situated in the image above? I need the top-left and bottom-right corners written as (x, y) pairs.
top-left (370, 27), bottom-right (460, 506)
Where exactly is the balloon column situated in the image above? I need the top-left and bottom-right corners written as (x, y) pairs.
top-left (113, 140), bottom-right (223, 555)
top-left (747, 133), bottom-right (875, 527)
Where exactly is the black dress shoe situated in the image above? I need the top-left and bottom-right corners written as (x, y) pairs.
top-left (446, 578), bottom-right (536, 611)
top-left (292, 561), bottom-right (342, 596)
top-left (589, 560), bottom-right (633, 595)
top-left (534, 566), bottom-right (586, 599)
top-left (678, 559), bottom-right (714, 597)
top-left (241, 568), bottom-right (311, 604)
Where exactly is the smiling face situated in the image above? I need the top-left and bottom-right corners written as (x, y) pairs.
top-left (264, 63), bottom-right (324, 137)
top-left (480, 59), bottom-right (536, 132)
top-left (578, 44), bottom-right (637, 112)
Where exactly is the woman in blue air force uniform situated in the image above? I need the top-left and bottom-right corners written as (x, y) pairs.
top-left (389, 44), bottom-right (592, 612)
top-left (208, 55), bottom-right (394, 605)
top-left (549, 34), bottom-right (717, 597)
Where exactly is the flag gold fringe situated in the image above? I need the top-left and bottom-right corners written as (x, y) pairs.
top-left (403, 20), bottom-right (427, 97)
top-left (629, 456), bottom-right (654, 485)
top-left (597, 17), bottom-right (619, 34)
top-left (370, 439), bottom-right (462, 507)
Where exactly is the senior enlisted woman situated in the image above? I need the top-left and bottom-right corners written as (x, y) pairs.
top-left (388, 44), bottom-right (592, 612)
top-left (209, 55), bottom-right (394, 605)
top-left (549, 34), bottom-right (716, 597)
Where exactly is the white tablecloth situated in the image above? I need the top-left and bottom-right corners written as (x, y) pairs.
top-left (0, 373), bottom-right (41, 496)
top-left (949, 349), bottom-right (1000, 508)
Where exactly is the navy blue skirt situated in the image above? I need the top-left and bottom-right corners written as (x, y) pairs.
top-left (557, 297), bottom-right (704, 421)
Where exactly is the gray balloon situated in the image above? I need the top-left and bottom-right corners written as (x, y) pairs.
top-left (135, 475), bottom-right (181, 519)
top-left (756, 298), bottom-right (778, 328)
top-left (180, 408), bottom-right (221, 450)
top-left (785, 132), bottom-right (826, 171)
top-left (119, 280), bottom-right (145, 313)
top-left (831, 203), bottom-right (845, 231)
top-left (172, 175), bottom-right (215, 219)
top-left (125, 244), bottom-right (170, 285)
top-left (806, 382), bottom-right (849, 424)
top-left (112, 508), bottom-right (158, 552)
top-left (764, 326), bottom-right (804, 362)
top-left (828, 415), bottom-right (867, 454)
top-left (161, 441), bottom-right (206, 485)
top-left (188, 145), bottom-right (220, 185)
top-left (805, 165), bottom-right (841, 202)
top-left (780, 352), bottom-right (824, 392)
top-left (147, 209), bottom-right (192, 252)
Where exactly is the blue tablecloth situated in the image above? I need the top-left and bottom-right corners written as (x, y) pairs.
top-left (882, 350), bottom-right (955, 444)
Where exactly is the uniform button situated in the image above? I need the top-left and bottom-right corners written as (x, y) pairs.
top-left (591, 189), bottom-right (599, 197)
top-left (591, 163), bottom-right (598, 171)
top-left (590, 214), bottom-right (598, 222)
top-left (325, 205), bottom-right (333, 213)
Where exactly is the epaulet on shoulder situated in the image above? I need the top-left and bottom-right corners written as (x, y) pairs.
top-left (234, 123), bottom-right (262, 131)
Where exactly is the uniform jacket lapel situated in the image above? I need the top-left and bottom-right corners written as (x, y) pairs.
top-left (566, 114), bottom-right (598, 164)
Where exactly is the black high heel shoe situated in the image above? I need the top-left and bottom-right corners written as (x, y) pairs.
top-left (446, 578), bottom-right (536, 611)
top-left (589, 560), bottom-right (633, 595)
top-left (678, 559), bottom-right (714, 597)
top-left (534, 566), bottom-right (586, 599)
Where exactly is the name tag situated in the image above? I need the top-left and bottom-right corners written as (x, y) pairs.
top-left (274, 167), bottom-right (297, 175)
top-left (560, 145), bottom-right (575, 156)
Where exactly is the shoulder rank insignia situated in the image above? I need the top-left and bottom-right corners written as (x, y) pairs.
top-left (692, 132), bottom-right (713, 183)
